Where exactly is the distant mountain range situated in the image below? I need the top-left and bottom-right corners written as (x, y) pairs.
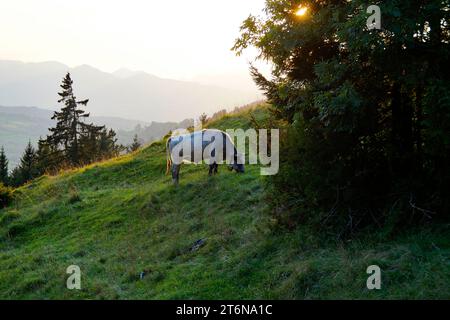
top-left (0, 60), bottom-right (260, 122)
top-left (0, 105), bottom-right (192, 169)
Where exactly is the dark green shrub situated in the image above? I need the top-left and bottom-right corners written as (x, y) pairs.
top-left (235, 0), bottom-right (450, 233)
top-left (0, 183), bottom-right (14, 208)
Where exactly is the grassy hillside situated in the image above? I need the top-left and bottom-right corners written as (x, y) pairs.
top-left (0, 106), bottom-right (449, 299)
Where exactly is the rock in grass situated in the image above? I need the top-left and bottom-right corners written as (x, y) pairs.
top-left (190, 238), bottom-right (206, 252)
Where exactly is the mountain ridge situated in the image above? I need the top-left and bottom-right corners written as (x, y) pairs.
top-left (0, 60), bottom-right (260, 122)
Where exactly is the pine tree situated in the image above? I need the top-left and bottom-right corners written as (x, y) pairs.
top-left (129, 134), bottom-right (141, 152)
top-left (81, 122), bottom-right (106, 163)
top-left (16, 141), bottom-right (38, 185)
top-left (48, 73), bottom-right (103, 166)
top-left (98, 128), bottom-right (120, 159)
top-left (36, 138), bottom-right (55, 175)
top-left (9, 167), bottom-right (22, 188)
top-left (0, 146), bottom-right (8, 185)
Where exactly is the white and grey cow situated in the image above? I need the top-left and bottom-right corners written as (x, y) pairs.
top-left (166, 129), bottom-right (245, 184)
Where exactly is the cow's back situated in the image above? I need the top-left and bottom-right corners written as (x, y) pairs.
top-left (168, 129), bottom-right (235, 164)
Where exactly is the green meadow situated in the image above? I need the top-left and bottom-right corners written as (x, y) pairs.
top-left (0, 107), bottom-right (448, 299)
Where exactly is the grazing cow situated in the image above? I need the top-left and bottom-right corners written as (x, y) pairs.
top-left (166, 129), bottom-right (244, 185)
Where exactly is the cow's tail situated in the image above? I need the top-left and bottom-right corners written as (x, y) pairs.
top-left (165, 138), bottom-right (172, 175)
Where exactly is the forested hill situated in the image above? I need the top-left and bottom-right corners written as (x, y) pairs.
top-left (0, 105), bottom-right (191, 168)
top-left (0, 106), bottom-right (448, 299)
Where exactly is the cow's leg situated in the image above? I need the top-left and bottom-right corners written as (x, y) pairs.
top-left (214, 163), bottom-right (218, 175)
top-left (209, 164), bottom-right (214, 176)
top-left (172, 164), bottom-right (181, 185)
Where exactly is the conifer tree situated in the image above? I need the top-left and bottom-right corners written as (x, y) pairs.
top-left (16, 141), bottom-right (38, 185)
top-left (36, 138), bottom-right (55, 175)
top-left (9, 167), bottom-right (22, 188)
top-left (0, 146), bottom-right (8, 186)
top-left (48, 73), bottom-right (103, 166)
top-left (98, 128), bottom-right (120, 159)
top-left (129, 134), bottom-right (142, 152)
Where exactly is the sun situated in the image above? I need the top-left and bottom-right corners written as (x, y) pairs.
top-left (295, 5), bottom-right (308, 17)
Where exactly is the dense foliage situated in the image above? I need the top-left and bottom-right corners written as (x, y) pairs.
top-left (234, 0), bottom-right (450, 231)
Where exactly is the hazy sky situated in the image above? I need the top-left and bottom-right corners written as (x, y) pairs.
top-left (0, 0), bottom-right (268, 82)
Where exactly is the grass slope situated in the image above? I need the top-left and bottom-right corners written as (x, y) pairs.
top-left (0, 106), bottom-right (449, 299)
